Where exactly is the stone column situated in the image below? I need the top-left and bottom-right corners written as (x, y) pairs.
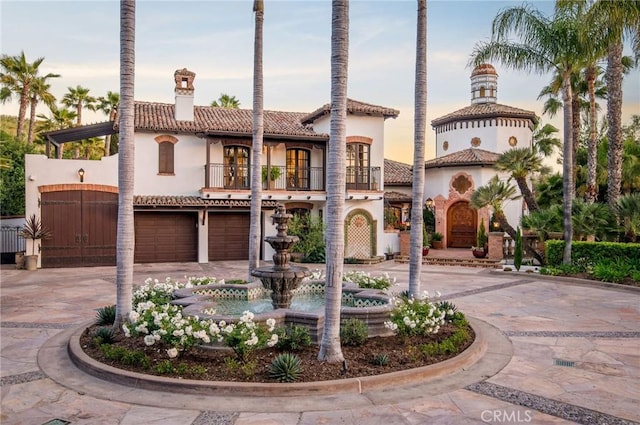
top-left (399, 231), bottom-right (411, 257)
top-left (488, 232), bottom-right (504, 260)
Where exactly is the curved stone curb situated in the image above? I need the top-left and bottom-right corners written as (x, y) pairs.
top-left (39, 317), bottom-right (512, 411)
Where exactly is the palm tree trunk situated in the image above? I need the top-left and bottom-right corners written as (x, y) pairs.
top-left (248, 0), bottom-right (264, 280)
top-left (16, 86), bottom-right (29, 140)
top-left (27, 97), bottom-right (37, 144)
top-left (585, 66), bottom-right (598, 204)
top-left (515, 176), bottom-right (539, 212)
top-left (495, 211), bottom-right (517, 240)
top-left (318, 0), bottom-right (348, 364)
top-left (606, 40), bottom-right (624, 207)
top-left (409, 0), bottom-right (427, 299)
top-left (561, 72), bottom-right (574, 265)
top-left (114, 0), bottom-right (136, 331)
top-left (571, 96), bottom-right (580, 178)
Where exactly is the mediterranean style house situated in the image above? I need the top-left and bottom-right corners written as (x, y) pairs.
top-left (24, 68), bottom-right (400, 268)
top-left (424, 64), bottom-right (538, 248)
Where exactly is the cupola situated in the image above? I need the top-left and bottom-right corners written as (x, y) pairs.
top-left (470, 64), bottom-right (497, 105)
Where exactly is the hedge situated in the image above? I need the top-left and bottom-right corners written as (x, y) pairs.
top-left (545, 240), bottom-right (640, 266)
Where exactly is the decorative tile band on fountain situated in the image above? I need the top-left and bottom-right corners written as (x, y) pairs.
top-left (173, 280), bottom-right (393, 343)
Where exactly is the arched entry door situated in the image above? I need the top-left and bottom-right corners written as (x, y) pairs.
top-left (447, 201), bottom-right (476, 248)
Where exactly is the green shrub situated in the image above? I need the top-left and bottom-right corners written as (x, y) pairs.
top-left (225, 279), bottom-right (248, 285)
top-left (93, 326), bottom-right (115, 345)
top-left (372, 353), bottom-right (389, 366)
top-left (95, 305), bottom-right (116, 325)
top-left (288, 214), bottom-right (326, 262)
top-left (100, 344), bottom-right (149, 368)
top-left (276, 325), bottom-right (312, 351)
top-left (514, 227), bottom-right (523, 271)
top-left (385, 295), bottom-right (446, 337)
top-left (340, 318), bottom-right (368, 346)
top-left (343, 270), bottom-right (395, 290)
top-left (437, 301), bottom-right (458, 321)
top-left (269, 353), bottom-right (302, 382)
top-left (593, 258), bottom-right (633, 283)
top-left (154, 360), bottom-right (175, 374)
top-left (545, 240), bottom-right (640, 267)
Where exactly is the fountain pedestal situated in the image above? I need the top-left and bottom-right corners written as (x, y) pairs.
top-left (251, 204), bottom-right (310, 309)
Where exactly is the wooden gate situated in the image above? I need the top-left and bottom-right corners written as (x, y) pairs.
top-left (447, 201), bottom-right (476, 248)
top-left (41, 190), bottom-right (118, 267)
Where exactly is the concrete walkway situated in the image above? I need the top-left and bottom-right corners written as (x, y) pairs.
top-left (1, 261), bottom-right (639, 425)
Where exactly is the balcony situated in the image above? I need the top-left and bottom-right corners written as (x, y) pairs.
top-left (204, 164), bottom-right (381, 192)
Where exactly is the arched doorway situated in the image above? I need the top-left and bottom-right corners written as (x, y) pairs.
top-left (345, 209), bottom-right (376, 259)
top-left (447, 201), bottom-right (476, 248)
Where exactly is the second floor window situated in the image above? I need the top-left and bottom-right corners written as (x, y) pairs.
top-left (224, 146), bottom-right (250, 189)
top-left (158, 141), bottom-right (175, 174)
top-left (346, 143), bottom-right (370, 189)
top-left (286, 148), bottom-right (310, 190)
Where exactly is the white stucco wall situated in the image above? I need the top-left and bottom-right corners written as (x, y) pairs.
top-left (134, 132), bottom-right (205, 196)
top-left (435, 121), bottom-right (533, 157)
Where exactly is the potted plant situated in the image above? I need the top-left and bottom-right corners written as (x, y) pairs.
top-left (384, 209), bottom-right (398, 230)
top-left (262, 165), bottom-right (282, 189)
top-left (431, 232), bottom-right (444, 249)
top-left (19, 214), bottom-right (51, 270)
top-left (471, 221), bottom-right (488, 258)
top-left (385, 245), bottom-right (395, 260)
top-left (422, 224), bottom-right (430, 256)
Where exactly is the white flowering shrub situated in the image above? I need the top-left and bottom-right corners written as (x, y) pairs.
top-left (343, 271), bottom-right (396, 290)
top-left (384, 291), bottom-right (446, 337)
top-left (124, 276), bottom-right (277, 361)
top-left (218, 312), bottom-right (278, 361)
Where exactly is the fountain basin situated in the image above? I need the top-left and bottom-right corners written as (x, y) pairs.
top-left (173, 280), bottom-right (393, 343)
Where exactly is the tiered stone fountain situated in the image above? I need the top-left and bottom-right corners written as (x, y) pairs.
top-left (251, 204), bottom-right (310, 309)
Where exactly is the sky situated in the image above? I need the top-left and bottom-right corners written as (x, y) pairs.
top-left (1, 0), bottom-right (639, 164)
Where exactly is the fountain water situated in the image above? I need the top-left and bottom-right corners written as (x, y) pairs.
top-left (250, 204), bottom-right (310, 309)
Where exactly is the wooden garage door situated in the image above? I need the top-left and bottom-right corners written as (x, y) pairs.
top-left (41, 190), bottom-right (117, 268)
top-left (135, 212), bottom-right (197, 263)
top-left (208, 213), bottom-right (250, 261)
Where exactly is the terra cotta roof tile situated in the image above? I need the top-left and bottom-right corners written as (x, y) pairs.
top-left (424, 148), bottom-right (501, 169)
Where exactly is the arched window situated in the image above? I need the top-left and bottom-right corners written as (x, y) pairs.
top-left (479, 86), bottom-right (486, 97)
top-left (346, 143), bottom-right (370, 189)
top-left (158, 142), bottom-right (174, 174)
top-left (155, 135), bottom-right (178, 175)
top-left (286, 148), bottom-right (310, 190)
top-left (223, 146), bottom-right (250, 189)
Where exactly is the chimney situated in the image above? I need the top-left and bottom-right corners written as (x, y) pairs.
top-left (174, 68), bottom-right (195, 121)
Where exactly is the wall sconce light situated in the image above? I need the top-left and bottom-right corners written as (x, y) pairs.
top-left (29, 174), bottom-right (36, 181)
top-left (77, 168), bottom-right (85, 183)
top-left (288, 195), bottom-right (292, 199)
top-left (425, 197), bottom-right (434, 212)
top-left (307, 196), bottom-right (311, 200)
top-left (364, 196), bottom-right (369, 200)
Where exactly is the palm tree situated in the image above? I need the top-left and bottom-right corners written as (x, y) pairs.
top-left (318, 0), bottom-right (348, 364)
top-left (211, 93), bottom-right (240, 108)
top-left (36, 104), bottom-right (77, 132)
top-left (62, 85), bottom-right (96, 125)
top-left (27, 75), bottom-right (57, 144)
top-left (470, 3), bottom-right (587, 264)
top-left (584, 1), bottom-right (640, 206)
top-left (114, 0), bottom-right (136, 332)
top-left (97, 91), bottom-right (120, 156)
top-left (532, 122), bottom-right (562, 158)
top-left (248, 0), bottom-right (264, 279)
top-left (470, 176), bottom-right (520, 240)
top-left (615, 192), bottom-right (640, 242)
top-left (495, 147), bottom-right (543, 212)
top-left (408, 0), bottom-right (427, 299)
top-left (0, 51), bottom-right (60, 140)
